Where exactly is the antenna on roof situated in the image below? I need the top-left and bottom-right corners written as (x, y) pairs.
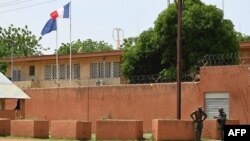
top-left (112, 28), bottom-right (124, 50)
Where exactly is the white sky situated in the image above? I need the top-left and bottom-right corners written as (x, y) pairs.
top-left (0, 0), bottom-right (249, 54)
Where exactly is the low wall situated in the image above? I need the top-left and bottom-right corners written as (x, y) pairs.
top-left (203, 119), bottom-right (240, 139)
top-left (0, 118), bottom-right (10, 136)
top-left (96, 120), bottom-right (143, 140)
top-left (152, 119), bottom-right (194, 141)
top-left (5, 65), bottom-right (249, 132)
top-left (51, 120), bottom-right (91, 140)
top-left (24, 83), bottom-right (200, 132)
top-left (10, 120), bottom-right (49, 138)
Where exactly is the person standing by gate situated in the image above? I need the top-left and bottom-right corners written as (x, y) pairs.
top-left (214, 108), bottom-right (227, 141)
top-left (191, 106), bottom-right (207, 141)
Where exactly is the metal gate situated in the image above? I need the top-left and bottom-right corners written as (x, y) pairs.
top-left (205, 93), bottom-right (229, 119)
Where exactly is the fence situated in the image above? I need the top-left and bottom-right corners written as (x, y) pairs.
top-left (125, 52), bottom-right (250, 84)
top-left (121, 72), bottom-right (199, 84)
top-left (12, 52), bottom-right (250, 87)
top-left (198, 52), bottom-right (250, 66)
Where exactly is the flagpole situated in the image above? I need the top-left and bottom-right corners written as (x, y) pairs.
top-left (69, 0), bottom-right (72, 87)
top-left (56, 19), bottom-right (59, 82)
top-left (222, 0), bottom-right (224, 18)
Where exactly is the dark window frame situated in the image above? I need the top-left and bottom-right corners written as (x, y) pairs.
top-left (29, 65), bottom-right (35, 76)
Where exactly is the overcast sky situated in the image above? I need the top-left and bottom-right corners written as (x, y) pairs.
top-left (0, 0), bottom-right (249, 54)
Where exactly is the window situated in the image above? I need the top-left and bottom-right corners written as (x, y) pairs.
top-left (45, 65), bottom-right (52, 80)
top-left (45, 64), bottom-right (80, 80)
top-left (90, 62), bottom-right (119, 79)
top-left (90, 63), bottom-right (98, 78)
top-left (59, 65), bottom-right (66, 79)
top-left (29, 66), bottom-right (35, 76)
top-left (99, 62), bottom-right (104, 78)
top-left (113, 62), bottom-right (120, 77)
top-left (66, 64), bottom-right (80, 79)
top-left (45, 65), bottom-right (56, 80)
top-left (12, 70), bottom-right (21, 81)
top-left (205, 92), bottom-right (229, 119)
top-left (90, 62), bottom-right (111, 78)
top-left (72, 64), bottom-right (80, 79)
top-left (105, 62), bottom-right (111, 78)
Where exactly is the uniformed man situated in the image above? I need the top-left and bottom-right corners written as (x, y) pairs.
top-left (214, 108), bottom-right (227, 141)
top-left (191, 106), bottom-right (207, 141)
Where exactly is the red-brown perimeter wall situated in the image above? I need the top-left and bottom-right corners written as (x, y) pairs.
top-left (5, 65), bottom-right (250, 132)
top-left (200, 65), bottom-right (250, 124)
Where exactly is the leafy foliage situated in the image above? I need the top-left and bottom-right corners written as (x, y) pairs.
top-left (122, 0), bottom-right (239, 79)
top-left (57, 39), bottom-right (114, 55)
top-left (0, 62), bottom-right (7, 74)
top-left (0, 25), bottom-right (43, 73)
top-left (236, 32), bottom-right (250, 41)
top-left (0, 25), bottom-right (43, 57)
top-left (122, 29), bottom-right (163, 77)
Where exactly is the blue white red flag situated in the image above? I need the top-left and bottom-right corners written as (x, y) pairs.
top-left (41, 18), bottom-right (57, 36)
top-left (50, 2), bottom-right (70, 19)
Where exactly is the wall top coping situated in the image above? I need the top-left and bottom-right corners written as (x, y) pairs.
top-left (97, 120), bottom-right (143, 122)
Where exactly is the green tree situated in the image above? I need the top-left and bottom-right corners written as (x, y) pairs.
top-left (0, 25), bottom-right (43, 57)
top-left (57, 39), bottom-right (113, 55)
top-left (236, 32), bottom-right (250, 41)
top-left (0, 62), bottom-right (7, 74)
top-left (122, 29), bottom-right (163, 77)
top-left (122, 0), bottom-right (239, 80)
top-left (0, 25), bottom-right (43, 73)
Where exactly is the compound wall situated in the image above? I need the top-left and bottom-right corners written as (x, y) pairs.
top-left (4, 65), bottom-right (250, 132)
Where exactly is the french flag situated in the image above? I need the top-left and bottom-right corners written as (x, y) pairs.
top-left (50, 2), bottom-right (70, 19)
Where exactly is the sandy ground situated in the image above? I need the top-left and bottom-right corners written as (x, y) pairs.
top-left (0, 139), bottom-right (221, 141)
top-left (0, 139), bottom-right (46, 141)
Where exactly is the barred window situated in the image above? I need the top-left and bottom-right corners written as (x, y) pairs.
top-left (45, 64), bottom-right (56, 80)
top-left (90, 62), bottom-right (113, 79)
top-left (51, 65), bottom-right (57, 80)
top-left (99, 63), bottom-right (104, 78)
top-left (72, 64), bottom-right (80, 79)
top-left (59, 65), bottom-right (66, 79)
top-left (66, 64), bottom-right (70, 79)
top-left (105, 62), bottom-right (111, 78)
top-left (90, 63), bottom-right (98, 78)
top-left (45, 64), bottom-right (80, 80)
top-left (12, 70), bottom-right (21, 81)
top-left (113, 62), bottom-right (120, 78)
top-left (45, 65), bottom-right (52, 80)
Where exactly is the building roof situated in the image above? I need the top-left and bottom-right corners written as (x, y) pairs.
top-left (0, 73), bottom-right (30, 99)
top-left (1, 50), bottom-right (123, 63)
top-left (240, 41), bottom-right (250, 52)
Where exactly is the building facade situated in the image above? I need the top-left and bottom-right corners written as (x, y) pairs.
top-left (3, 50), bottom-right (123, 89)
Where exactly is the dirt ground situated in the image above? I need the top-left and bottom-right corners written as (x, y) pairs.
top-left (0, 139), bottom-right (220, 141)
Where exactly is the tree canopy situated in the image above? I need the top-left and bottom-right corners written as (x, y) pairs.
top-left (57, 39), bottom-right (114, 55)
top-left (0, 25), bottom-right (43, 73)
top-left (0, 25), bottom-right (43, 57)
top-left (122, 0), bottom-right (239, 79)
top-left (236, 32), bottom-right (250, 42)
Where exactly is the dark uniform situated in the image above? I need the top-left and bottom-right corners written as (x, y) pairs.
top-left (191, 106), bottom-right (207, 141)
top-left (214, 108), bottom-right (227, 141)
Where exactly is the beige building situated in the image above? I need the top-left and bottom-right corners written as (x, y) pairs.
top-left (3, 50), bottom-right (123, 89)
